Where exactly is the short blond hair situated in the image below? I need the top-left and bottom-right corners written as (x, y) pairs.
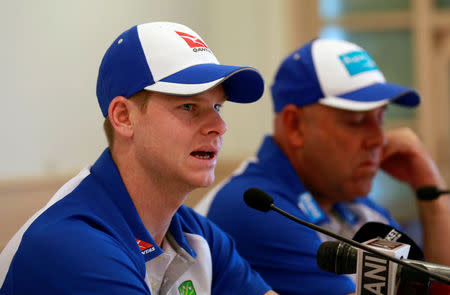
top-left (103, 90), bottom-right (152, 149)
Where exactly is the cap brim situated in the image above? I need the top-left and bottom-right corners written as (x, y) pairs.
top-left (144, 63), bottom-right (264, 103)
top-left (319, 82), bottom-right (421, 111)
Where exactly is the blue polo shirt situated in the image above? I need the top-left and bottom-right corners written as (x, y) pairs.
top-left (201, 136), bottom-right (400, 295)
top-left (0, 149), bottom-right (271, 295)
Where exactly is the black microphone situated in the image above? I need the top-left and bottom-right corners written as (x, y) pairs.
top-left (244, 187), bottom-right (273, 212)
top-left (316, 240), bottom-right (357, 275)
top-left (243, 187), bottom-right (450, 285)
top-left (353, 222), bottom-right (424, 260)
top-left (318, 241), bottom-right (450, 283)
top-left (320, 239), bottom-right (412, 295)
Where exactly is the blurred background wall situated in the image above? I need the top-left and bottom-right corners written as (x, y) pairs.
top-left (1, 0), bottom-right (449, 250)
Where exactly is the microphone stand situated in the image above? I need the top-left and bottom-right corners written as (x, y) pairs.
top-left (269, 203), bottom-right (450, 285)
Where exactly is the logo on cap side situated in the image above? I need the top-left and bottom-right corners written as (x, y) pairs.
top-left (175, 31), bottom-right (208, 49)
top-left (339, 51), bottom-right (378, 76)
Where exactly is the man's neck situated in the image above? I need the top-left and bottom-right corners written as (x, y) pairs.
top-left (111, 149), bottom-right (191, 246)
top-left (272, 136), bottom-right (335, 214)
top-left (312, 195), bottom-right (334, 214)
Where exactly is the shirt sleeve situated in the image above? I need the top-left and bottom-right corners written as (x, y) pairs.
top-left (207, 184), bottom-right (356, 295)
top-left (4, 218), bottom-right (150, 295)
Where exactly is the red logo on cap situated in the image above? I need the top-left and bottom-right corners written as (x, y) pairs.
top-left (136, 238), bottom-right (155, 254)
top-left (175, 31), bottom-right (208, 48)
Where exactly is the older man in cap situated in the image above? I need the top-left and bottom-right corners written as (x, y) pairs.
top-left (201, 39), bottom-right (449, 295)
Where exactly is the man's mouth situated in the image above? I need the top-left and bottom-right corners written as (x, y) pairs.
top-left (190, 151), bottom-right (216, 159)
top-left (357, 160), bottom-right (379, 175)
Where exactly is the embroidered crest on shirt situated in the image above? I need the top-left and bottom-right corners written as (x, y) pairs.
top-left (178, 280), bottom-right (197, 295)
top-left (135, 238), bottom-right (156, 255)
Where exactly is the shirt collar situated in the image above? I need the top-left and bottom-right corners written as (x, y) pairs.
top-left (90, 148), bottom-right (195, 261)
top-left (256, 136), bottom-right (307, 199)
top-left (257, 136), bottom-right (359, 225)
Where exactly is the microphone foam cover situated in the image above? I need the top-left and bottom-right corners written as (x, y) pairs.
top-left (317, 241), bottom-right (357, 274)
top-left (243, 188), bottom-right (274, 212)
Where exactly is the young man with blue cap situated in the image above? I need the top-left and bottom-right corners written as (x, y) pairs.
top-left (200, 39), bottom-right (450, 295)
top-left (0, 22), bottom-right (277, 295)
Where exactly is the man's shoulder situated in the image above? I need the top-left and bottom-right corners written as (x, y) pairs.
top-left (24, 170), bottom-right (113, 235)
top-left (2, 167), bottom-right (108, 259)
top-left (207, 167), bottom-right (300, 215)
top-left (1, 214), bottom-right (145, 293)
top-left (0, 167), bottom-right (139, 282)
top-left (14, 194), bottom-right (135, 266)
top-left (176, 205), bottom-right (223, 236)
top-left (22, 216), bottom-right (125, 255)
top-left (213, 164), bottom-right (284, 202)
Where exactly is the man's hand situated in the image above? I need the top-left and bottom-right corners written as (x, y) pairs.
top-left (380, 127), bottom-right (449, 265)
top-left (380, 128), bottom-right (444, 189)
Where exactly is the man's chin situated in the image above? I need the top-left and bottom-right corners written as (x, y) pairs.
top-left (191, 174), bottom-right (215, 188)
top-left (348, 185), bottom-right (372, 199)
top-left (345, 180), bottom-right (373, 199)
top-left (349, 173), bottom-right (375, 193)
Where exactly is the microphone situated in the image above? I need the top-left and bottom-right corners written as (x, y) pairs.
top-left (317, 237), bottom-right (411, 295)
top-left (318, 222), bottom-right (425, 275)
top-left (243, 188), bottom-right (450, 285)
top-left (318, 241), bottom-right (450, 288)
top-left (353, 222), bottom-right (424, 260)
top-left (317, 241), bottom-right (357, 275)
top-left (244, 187), bottom-right (273, 212)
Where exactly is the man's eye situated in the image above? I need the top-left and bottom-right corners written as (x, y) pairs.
top-left (182, 104), bottom-right (194, 111)
top-left (379, 110), bottom-right (387, 124)
top-left (346, 114), bottom-right (365, 125)
top-left (214, 104), bottom-right (222, 112)
top-left (349, 119), bottom-right (363, 125)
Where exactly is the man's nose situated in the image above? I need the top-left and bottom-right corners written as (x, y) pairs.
top-left (200, 111), bottom-right (227, 136)
top-left (364, 122), bottom-right (386, 149)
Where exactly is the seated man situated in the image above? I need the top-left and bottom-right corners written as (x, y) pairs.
top-left (0, 22), bottom-right (277, 295)
top-left (199, 39), bottom-right (450, 295)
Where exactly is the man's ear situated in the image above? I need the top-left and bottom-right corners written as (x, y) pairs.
top-left (107, 96), bottom-right (134, 138)
top-left (280, 104), bottom-right (305, 148)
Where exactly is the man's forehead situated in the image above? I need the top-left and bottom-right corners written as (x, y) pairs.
top-left (318, 103), bottom-right (388, 115)
top-left (150, 86), bottom-right (227, 103)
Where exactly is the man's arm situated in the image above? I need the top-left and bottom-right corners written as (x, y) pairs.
top-left (380, 128), bottom-right (450, 265)
top-left (4, 220), bottom-right (151, 294)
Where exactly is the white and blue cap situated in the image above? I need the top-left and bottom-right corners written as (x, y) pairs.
top-left (271, 39), bottom-right (420, 112)
top-left (97, 22), bottom-right (264, 117)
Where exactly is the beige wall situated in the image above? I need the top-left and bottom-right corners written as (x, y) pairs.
top-left (0, 0), bottom-right (288, 179)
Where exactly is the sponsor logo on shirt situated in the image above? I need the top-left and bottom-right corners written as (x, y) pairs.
top-left (297, 192), bottom-right (326, 223)
top-left (175, 31), bottom-right (212, 53)
top-left (135, 238), bottom-right (155, 255)
top-left (178, 280), bottom-right (197, 295)
top-left (339, 50), bottom-right (378, 76)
